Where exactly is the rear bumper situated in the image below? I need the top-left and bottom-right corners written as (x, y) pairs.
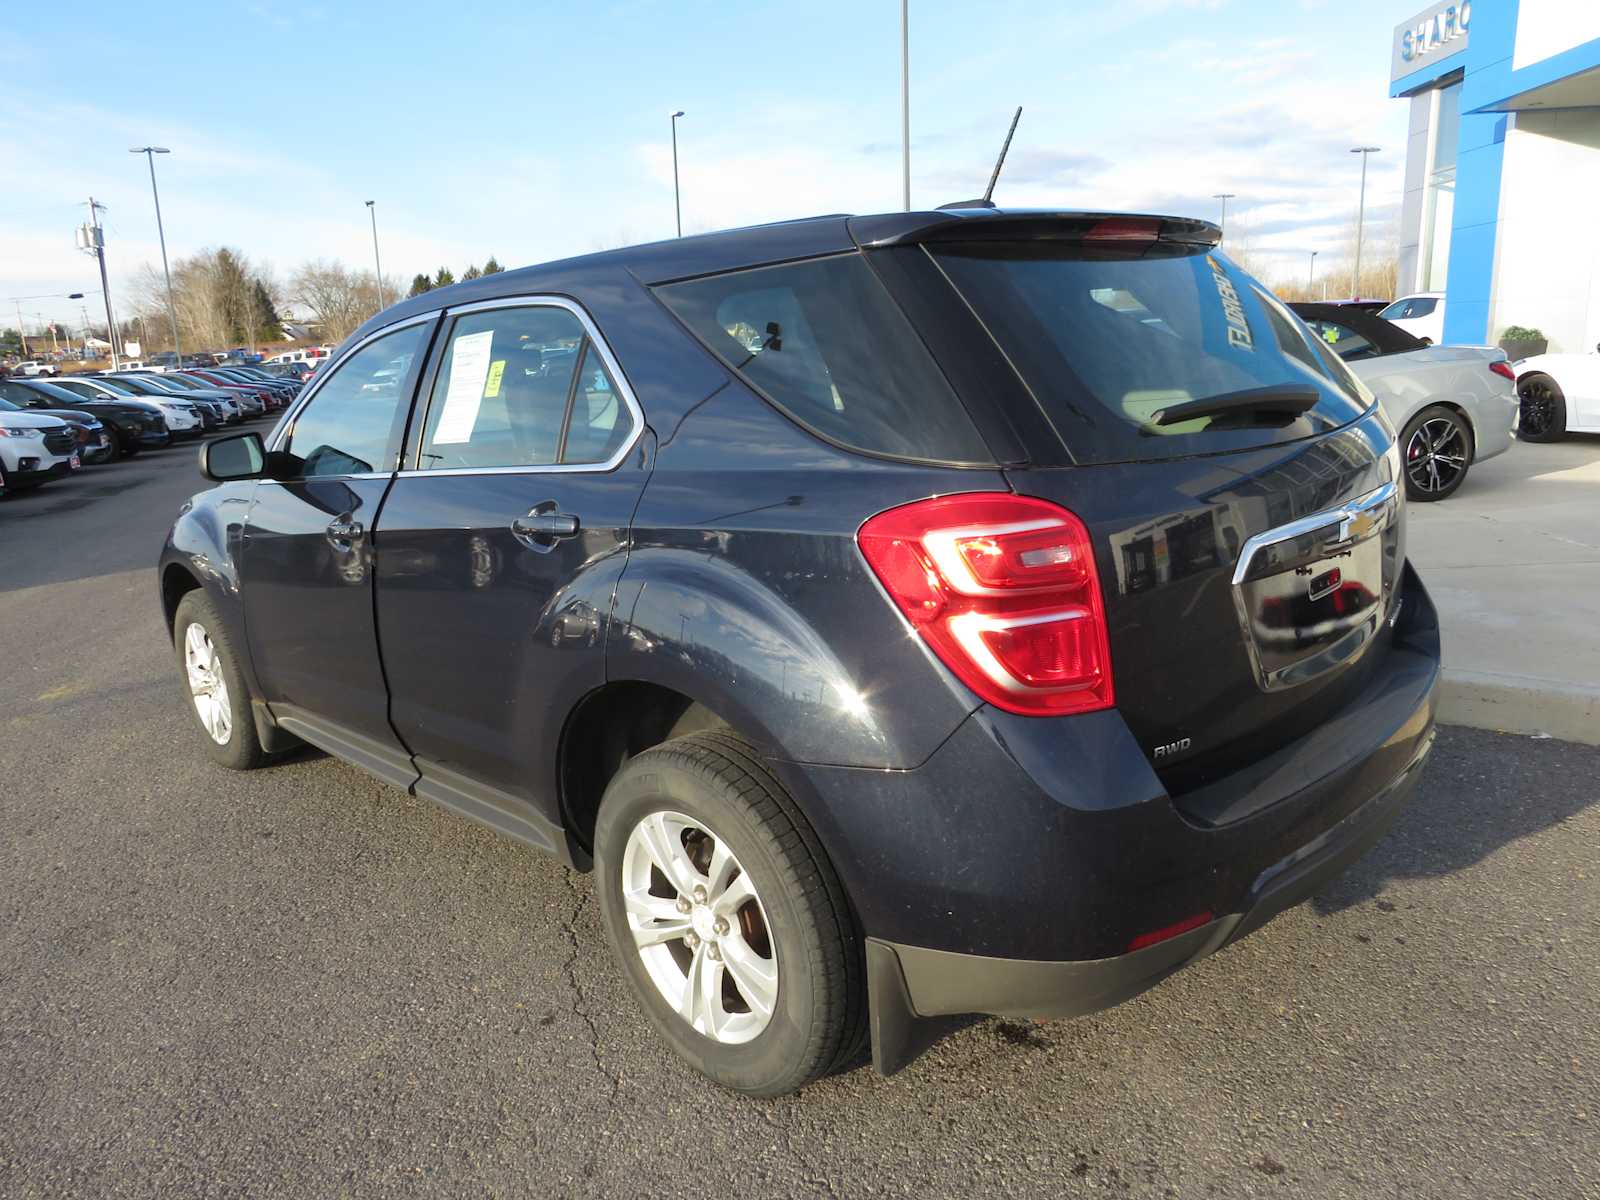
top-left (867, 724), bottom-right (1431, 1069)
top-left (784, 564), bottom-right (1441, 1074)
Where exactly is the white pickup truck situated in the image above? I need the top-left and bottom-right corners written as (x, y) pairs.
top-left (14, 360), bottom-right (61, 377)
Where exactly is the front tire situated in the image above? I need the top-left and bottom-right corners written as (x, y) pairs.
top-left (172, 591), bottom-right (268, 770)
top-left (594, 732), bottom-right (867, 1096)
top-left (1401, 404), bottom-right (1473, 501)
top-left (1517, 373), bottom-right (1568, 443)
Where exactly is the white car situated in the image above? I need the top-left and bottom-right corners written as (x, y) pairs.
top-left (1375, 293), bottom-right (1446, 345)
top-left (0, 409), bottom-right (79, 494)
top-left (15, 360), bottom-right (61, 377)
top-left (1513, 342), bottom-right (1600, 442)
top-left (1294, 302), bottom-right (1517, 501)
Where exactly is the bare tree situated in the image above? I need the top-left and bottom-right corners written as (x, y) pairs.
top-left (290, 260), bottom-right (392, 344)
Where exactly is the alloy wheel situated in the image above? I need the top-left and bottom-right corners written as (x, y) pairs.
top-left (621, 809), bottom-right (779, 1044)
top-left (1404, 415), bottom-right (1468, 495)
top-left (1519, 378), bottom-right (1557, 437)
top-left (183, 622), bottom-right (233, 744)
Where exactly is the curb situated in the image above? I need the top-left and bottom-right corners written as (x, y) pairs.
top-left (1439, 668), bottom-right (1600, 746)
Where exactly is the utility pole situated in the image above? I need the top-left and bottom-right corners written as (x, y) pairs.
top-left (1308, 250), bottom-right (1318, 294)
top-left (1213, 193), bottom-right (1236, 242)
top-left (900, 0), bottom-right (911, 211)
top-left (79, 197), bottom-right (120, 368)
top-left (670, 111), bottom-right (685, 237)
top-left (365, 201), bottom-right (386, 309)
top-left (130, 147), bottom-right (181, 365)
top-left (1350, 146), bottom-right (1380, 299)
top-left (13, 301), bottom-right (26, 357)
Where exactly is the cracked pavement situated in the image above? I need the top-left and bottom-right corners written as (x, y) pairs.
top-left (2, 446), bottom-right (1597, 1198)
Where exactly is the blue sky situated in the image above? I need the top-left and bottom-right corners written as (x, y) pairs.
top-left (4, 0), bottom-right (1415, 329)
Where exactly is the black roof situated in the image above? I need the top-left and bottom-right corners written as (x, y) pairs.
top-left (366, 207), bottom-right (1222, 338)
top-left (1289, 302), bottom-right (1427, 357)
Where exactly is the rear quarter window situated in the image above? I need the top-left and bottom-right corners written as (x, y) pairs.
top-left (654, 254), bottom-right (992, 464)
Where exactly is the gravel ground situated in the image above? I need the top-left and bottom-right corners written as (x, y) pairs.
top-left (1, 443), bottom-right (1596, 1199)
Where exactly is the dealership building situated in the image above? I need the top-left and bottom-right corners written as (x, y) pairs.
top-left (1391, 0), bottom-right (1600, 351)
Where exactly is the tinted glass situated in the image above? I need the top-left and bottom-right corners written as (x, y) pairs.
top-left (562, 343), bottom-right (632, 464)
top-left (284, 323), bottom-right (425, 477)
top-left (1304, 318), bottom-right (1377, 361)
top-left (657, 254), bottom-right (990, 464)
top-left (926, 243), bottom-right (1369, 465)
top-left (45, 380), bottom-right (104, 400)
top-left (87, 377), bottom-right (139, 394)
top-left (417, 306), bottom-right (586, 469)
top-left (9, 379), bottom-right (97, 406)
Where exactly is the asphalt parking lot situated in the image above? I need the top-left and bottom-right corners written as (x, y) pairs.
top-left (2, 444), bottom-right (1597, 1199)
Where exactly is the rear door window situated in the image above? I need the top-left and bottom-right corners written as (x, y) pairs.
top-left (923, 243), bottom-right (1370, 465)
top-left (655, 254), bottom-right (991, 464)
top-left (413, 305), bottom-right (636, 470)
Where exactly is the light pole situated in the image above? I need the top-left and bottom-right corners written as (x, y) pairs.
top-left (1308, 250), bottom-right (1318, 294)
top-left (670, 111), bottom-right (685, 237)
top-left (1350, 146), bottom-right (1380, 299)
top-left (900, 0), bottom-right (911, 211)
top-left (130, 147), bottom-right (181, 363)
top-left (1213, 193), bottom-right (1236, 242)
top-left (365, 201), bottom-right (386, 309)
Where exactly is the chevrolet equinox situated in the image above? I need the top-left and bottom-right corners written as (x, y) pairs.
top-left (159, 208), bottom-right (1439, 1096)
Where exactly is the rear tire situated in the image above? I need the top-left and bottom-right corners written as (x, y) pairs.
top-left (172, 591), bottom-right (269, 770)
top-left (1517, 373), bottom-right (1568, 443)
top-left (1400, 404), bottom-right (1473, 502)
top-left (593, 731), bottom-right (867, 1097)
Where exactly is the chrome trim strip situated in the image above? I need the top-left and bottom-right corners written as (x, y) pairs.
top-left (266, 311), bottom-right (440, 453)
top-left (1230, 481), bottom-right (1398, 586)
top-left (397, 294), bottom-right (645, 475)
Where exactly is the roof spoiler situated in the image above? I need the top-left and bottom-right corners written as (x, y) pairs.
top-left (848, 209), bottom-right (1222, 250)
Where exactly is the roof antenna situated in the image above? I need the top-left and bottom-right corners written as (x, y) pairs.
top-left (983, 106), bottom-right (1023, 204)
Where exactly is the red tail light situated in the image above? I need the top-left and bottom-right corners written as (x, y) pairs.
top-left (857, 493), bottom-right (1114, 716)
top-left (1488, 359), bottom-right (1515, 382)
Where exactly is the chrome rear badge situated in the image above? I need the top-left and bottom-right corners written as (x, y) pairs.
top-left (1152, 737), bottom-right (1193, 759)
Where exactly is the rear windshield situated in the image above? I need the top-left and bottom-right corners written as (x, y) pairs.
top-left (655, 254), bottom-right (992, 464)
top-left (926, 242), bottom-right (1371, 466)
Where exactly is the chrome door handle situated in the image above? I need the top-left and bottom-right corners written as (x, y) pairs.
top-left (325, 516), bottom-right (363, 546)
top-left (511, 501), bottom-right (580, 552)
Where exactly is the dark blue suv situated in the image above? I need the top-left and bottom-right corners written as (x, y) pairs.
top-left (159, 208), bottom-right (1439, 1095)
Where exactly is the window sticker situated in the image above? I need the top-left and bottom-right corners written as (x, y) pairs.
top-left (432, 330), bottom-right (495, 444)
top-left (484, 359), bottom-right (506, 398)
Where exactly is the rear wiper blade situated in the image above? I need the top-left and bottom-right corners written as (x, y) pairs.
top-left (1152, 385), bottom-right (1320, 427)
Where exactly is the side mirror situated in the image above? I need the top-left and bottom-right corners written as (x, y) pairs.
top-left (200, 431), bottom-right (265, 482)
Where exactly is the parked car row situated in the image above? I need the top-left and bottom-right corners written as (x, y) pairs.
top-left (0, 364), bottom-right (300, 498)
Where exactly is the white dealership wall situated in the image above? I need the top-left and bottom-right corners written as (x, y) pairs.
top-left (1513, 0), bottom-right (1600, 71)
top-left (1490, 108), bottom-right (1600, 353)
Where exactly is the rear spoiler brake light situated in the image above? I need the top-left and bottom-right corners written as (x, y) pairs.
top-left (849, 210), bottom-right (1221, 250)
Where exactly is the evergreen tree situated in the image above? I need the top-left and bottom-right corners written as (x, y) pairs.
top-left (461, 264), bottom-right (482, 281)
top-left (482, 256), bottom-right (503, 275)
top-left (251, 280), bottom-right (282, 342)
top-left (433, 267), bottom-right (455, 288)
top-left (408, 274), bottom-right (432, 298)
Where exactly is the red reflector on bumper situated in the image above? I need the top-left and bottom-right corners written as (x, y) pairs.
top-left (1127, 911), bottom-right (1215, 952)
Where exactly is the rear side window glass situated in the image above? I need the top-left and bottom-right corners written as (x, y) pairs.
top-left (415, 305), bottom-right (635, 470)
top-left (419, 307), bottom-right (583, 469)
top-left (656, 255), bottom-right (991, 464)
